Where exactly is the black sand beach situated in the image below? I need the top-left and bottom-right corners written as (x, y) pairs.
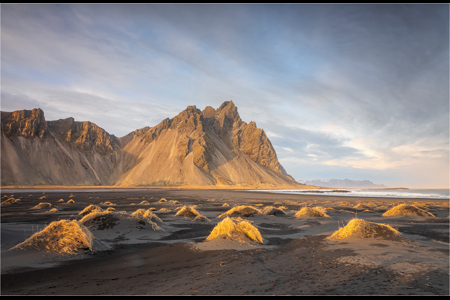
top-left (1, 188), bottom-right (449, 295)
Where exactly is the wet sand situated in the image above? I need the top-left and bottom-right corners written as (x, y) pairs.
top-left (1, 188), bottom-right (449, 295)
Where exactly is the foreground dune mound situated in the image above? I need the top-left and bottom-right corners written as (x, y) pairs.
top-left (382, 204), bottom-right (435, 217)
top-left (218, 205), bottom-right (262, 218)
top-left (328, 218), bottom-right (402, 241)
top-left (294, 206), bottom-right (330, 218)
top-left (80, 211), bottom-right (162, 232)
top-left (10, 220), bottom-right (94, 255)
top-left (206, 217), bottom-right (263, 244)
top-left (175, 206), bottom-right (211, 222)
top-left (79, 204), bottom-right (103, 216)
top-left (262, 206), bottom-right (286, 216)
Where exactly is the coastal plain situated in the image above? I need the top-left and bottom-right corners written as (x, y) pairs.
top-left (1, 188), bottom-right (449, 295)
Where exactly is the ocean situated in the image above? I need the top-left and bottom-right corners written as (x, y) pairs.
top-left (257, 188), bottom-right (450, 199)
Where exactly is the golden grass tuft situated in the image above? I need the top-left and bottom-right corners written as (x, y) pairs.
top-left (193, 215), bottom-right (211, 222)
top-left (158, 198), bottom-right (167, 203)
top-left (80, 210), bottom-right (162, 231)
top-left (328, 218), bottom-right (401, 241)
top-left (32, 202), bottom-right (52, 209)
top-left (175, 205), bottom-right (201, 218)
top-left (353, 203), bottom-right (370, 210)
top-left (218, 205), bottom-right (261, 218)
top-left (1, 198), bottom-right (17, 205)
top-left (132, 208), bottom-right (163, 223)
top-left (10, 220), bottom-right (94, 255)
top-left (67, 199), bottom-right (75, 204)
top-left (382, 204), bottom-right (435, 217)
top-left (205, 217), bottom-right (263, 243)
top-left (294, 206), bottom-right (330, 218)
top-left (262, 206), bottom-right (286, 216)
top-left (79, 204), bottom-right (103, 216)
top-left (175, 206), bottom-right (211, 221)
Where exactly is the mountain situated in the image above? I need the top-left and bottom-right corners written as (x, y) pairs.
top-left (1, 109), bottom-right (122, 186)
top-left (298, 179), bottom-right (386, 189)
top-left (1, 101), bottom-right (303, 188)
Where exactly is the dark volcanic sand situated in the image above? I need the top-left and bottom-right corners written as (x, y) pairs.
top-left (1, 189), bottom-right (449, 295)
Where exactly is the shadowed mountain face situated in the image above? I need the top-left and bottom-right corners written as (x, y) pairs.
top-left (1, 101), bottom-right (301, 188)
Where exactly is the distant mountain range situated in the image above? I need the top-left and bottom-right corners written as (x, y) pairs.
top-left (298, 179), bottom-right (387, 189)
top-left (1, 101), bottom-right (304, 188)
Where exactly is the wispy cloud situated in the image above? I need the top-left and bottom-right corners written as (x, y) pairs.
top-left (1, 4), bottom-right (448, 187)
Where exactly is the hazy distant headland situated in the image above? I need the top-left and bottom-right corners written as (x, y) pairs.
top-left (298, 179), bottom-right (387, 189)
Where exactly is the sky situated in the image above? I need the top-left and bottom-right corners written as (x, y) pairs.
top-left (1, 4), bottom-right (449, 188)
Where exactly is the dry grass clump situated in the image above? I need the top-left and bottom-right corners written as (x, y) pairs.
top-left (127, 213), bottom-right (163, 231)
top-left (158, 198), bottom-right (167, 203)
top-left (139, 200), bottom-right (150, 205)
top-left (175, 206), bottom-right (211, 221)
top-left (79, 204), bottom-right (103, 216)
top-left (262, 206), bottom-right (286, 216)
top-left (159, 208), bottom-right (171, 212)
top-left (218, 205), bottom-right (261, 218)
top-left (32, 202), bottom-right (52, 209)
top-left (48, 208), bottom-right (58, 213)
top-left (1, 198), bottom-right (17, 205)
top-left (193, 215), bottom-right (211, 222)
top-left (328, 218), bottom-right (401, 241)
top-left (57, 199), bottom-right (65, 202)
top-left (80, 211), bottom-right (162, 231)
top-left (67, 199), bottom-right (75, 204)
top-left (205, 217), bottom-right (263, 244)
top-left (10, 220), bottom-right (94, 255)
top-left (294, 206), bottom-right (330, 218)
top-left (170, 200), bottom-right (180, 204)
top-left (100, 201), bottom-right (115, 206)
top-left (132, 208), bottom-right (163, 223)
top-left (353, 203), bottom-right (370, 210)
top-left (222, 203), bottom-right (229, 207)
top-left (175, 206), bottom-right (201, 218)
top-left (382, 204), bottom-right (435, 217)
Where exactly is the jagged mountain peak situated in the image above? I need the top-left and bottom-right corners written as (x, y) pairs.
top-left (2, 102), bottom-right (300, 188)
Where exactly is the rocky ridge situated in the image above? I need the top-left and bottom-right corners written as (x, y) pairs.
top-left (1, 102), bottom-right (302, 188)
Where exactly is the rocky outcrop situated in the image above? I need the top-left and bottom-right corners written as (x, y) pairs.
top-left (1, 109), bottom-right (122, 186)
top-left (48, 117), bottom-right (120, 155)
top-left (1, 102), bottom-right (301, 188)
top-left (1, 109), bottom-right (48, 139)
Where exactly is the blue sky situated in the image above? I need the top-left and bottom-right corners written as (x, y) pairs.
top-left (1, 4), bottom-right (449, 188)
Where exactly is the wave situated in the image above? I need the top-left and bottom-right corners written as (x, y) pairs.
top-left (255, 189), bottom-right (449, 199)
